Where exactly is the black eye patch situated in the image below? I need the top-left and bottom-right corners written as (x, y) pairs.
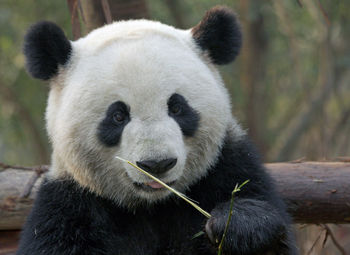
top-left (168, 93), bottom-right (200, 137)
top-left (97, 101), bottom-right (130, 147)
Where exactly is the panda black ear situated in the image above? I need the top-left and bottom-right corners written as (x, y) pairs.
top-left (23, 21), bottom-right (72, 80)
top-left (191, 6), bottom-right (242, 65)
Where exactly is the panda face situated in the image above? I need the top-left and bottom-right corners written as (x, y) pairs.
top-left (46, 29), bottom-right (231, 206)
top-left (26, 9), bottom-right (243, 207)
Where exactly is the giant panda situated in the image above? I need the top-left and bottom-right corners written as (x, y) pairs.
top-left (17, 6), bottom-right (297, 255)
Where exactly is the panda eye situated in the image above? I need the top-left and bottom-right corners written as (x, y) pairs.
top-left (169, 104), bottom-right (182, 115)
top-left (113, 111), bottom-right (126, 124)
top-left (167, 93), bottom-right (200, 137)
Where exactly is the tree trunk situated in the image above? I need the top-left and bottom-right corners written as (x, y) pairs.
top-left (238, 0), bottom-right (268, 156)
top-left (108, 0), bottom-right (148, 21)
top-left (78, 0), bottom-right (148, 35)
top-left (79, 0), bottom-right (106, 33)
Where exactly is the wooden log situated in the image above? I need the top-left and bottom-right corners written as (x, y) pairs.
top-left (0, 230), bottom-right (20, 255)
top-left (0, 169), bottom-right (43, 230)
top-left (267, 162), bottom-right (350, 224)
top-left (0, 162), bottom-right (349, 230)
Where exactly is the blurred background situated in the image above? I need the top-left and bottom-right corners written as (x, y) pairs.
top-left (0, 0), bottom-right (349, 254)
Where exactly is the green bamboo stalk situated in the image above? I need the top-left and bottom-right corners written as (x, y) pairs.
top-left (217, 180), bottom-right (250, 255)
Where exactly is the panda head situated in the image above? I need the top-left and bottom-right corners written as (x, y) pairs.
top-left (24, 6), bottom-right (244, 207)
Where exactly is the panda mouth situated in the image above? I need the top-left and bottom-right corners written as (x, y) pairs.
top-left (133, 180), bottom-right (176, 192)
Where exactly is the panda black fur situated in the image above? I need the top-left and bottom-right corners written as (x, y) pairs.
top-left (18, 6), bottom-right (297, 255)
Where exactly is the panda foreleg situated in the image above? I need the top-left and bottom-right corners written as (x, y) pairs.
top-left (205, 198), bottom-right (296, 255)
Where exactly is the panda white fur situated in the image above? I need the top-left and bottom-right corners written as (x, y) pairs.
top-left (18, 6), bottom-right (297, 255)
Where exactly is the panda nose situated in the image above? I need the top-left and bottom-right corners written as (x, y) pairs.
top-left (136, 158), bottom-right (177, 174)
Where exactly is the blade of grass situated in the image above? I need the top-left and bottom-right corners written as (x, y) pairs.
top-left (217, 180), bottom-right (250, 255)
top-left (116, 156), bottom-right (211, 218)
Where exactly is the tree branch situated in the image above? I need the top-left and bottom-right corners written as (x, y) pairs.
top-left (321, 224), bottom-right (347, 255)
top-left (101, 0), bottom-right (112, 24)
top-left (79, 0), bottom-right (106, 33)
top-left (67, 0), bottom-right (81, 39)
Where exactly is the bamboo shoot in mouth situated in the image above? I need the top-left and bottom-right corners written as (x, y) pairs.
top-left (115, 156), bottom-right (211, 218)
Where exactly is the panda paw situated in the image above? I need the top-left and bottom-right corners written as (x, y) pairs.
top-left (205, 199), bottom-right (293, 255)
